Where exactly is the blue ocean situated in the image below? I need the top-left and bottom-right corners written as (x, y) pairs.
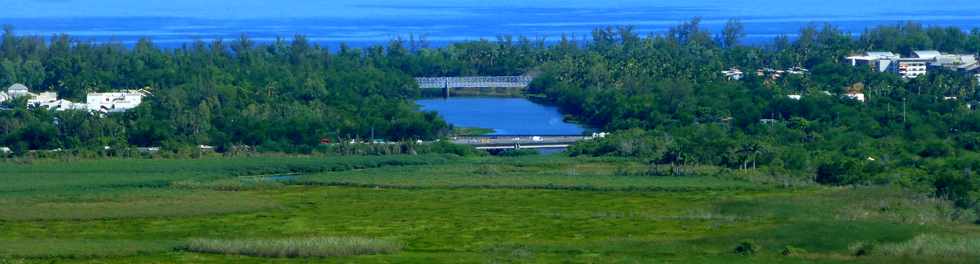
top-left (2, 0), bottom-right (980, 48)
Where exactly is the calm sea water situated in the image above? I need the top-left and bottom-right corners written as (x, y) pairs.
top-left (417, 97), bottom-right (585, 135)
top-left (3, 1), bottom-right (980, 48)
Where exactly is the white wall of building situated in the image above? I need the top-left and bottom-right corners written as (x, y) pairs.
top-left (86, 91), bottom-right (145, 112)
top-left (6, 83), bottom-right (148, 113)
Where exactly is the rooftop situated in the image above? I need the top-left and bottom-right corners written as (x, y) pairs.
top-left (913, 50), bottom-right (942, 59)
top-left (7, 83), bottom-right (29, 92)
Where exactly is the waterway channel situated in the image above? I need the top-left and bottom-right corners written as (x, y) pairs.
top-left (416, 97), bottom-right (585, 136)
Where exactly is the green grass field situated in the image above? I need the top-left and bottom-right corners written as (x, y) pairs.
top-left (0, 155), bottom-right (977, 263)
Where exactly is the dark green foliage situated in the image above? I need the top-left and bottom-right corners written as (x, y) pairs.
top-left (314, 142), bottom-right (482, 157)
top-left (734, 240), bottom-right (760, 255)
top-left (851, 241), bottom-right (878, 256)
top-left (495, 149), bottom-right (539, 157)
top-left (780, 245), bottom-right (807, 256)
top-left (569, 129), bottom-right (671, 160)
top-left (933, 172), bottom-right (978, 209)
top-left (815, 157), bottom-right (864, 185)
top-left (535, 20), bottom-right (980, 208)
top-left (0, 30), bottom-right (450, 154)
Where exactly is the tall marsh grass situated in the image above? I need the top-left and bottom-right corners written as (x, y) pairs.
top-left (0, 154), bottom-right (455, 194)
top-left (0, 239), bottom-right (177, 258)
top-left (0, 190), bottom-right (277, 221)
top-left (873, 234), bottom-right (980, 257)
top-left (185, 237), bottom-right (401, 258)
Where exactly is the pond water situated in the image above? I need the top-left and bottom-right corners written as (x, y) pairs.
top-left (416, 97), bottom-right (586, 135)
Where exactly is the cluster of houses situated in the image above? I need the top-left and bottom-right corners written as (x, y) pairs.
top-left (0, 83), bottom-right (149, 113)
top-left (721, 67), bottom-right (809, 81)
top-left (846, 50), bottom-right (980, 80)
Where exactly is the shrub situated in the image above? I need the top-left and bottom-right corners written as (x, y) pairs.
top-left (496, 149), bottom-right (539, 157)
top-left (780, 245), bottom-right (807, 256)
top-left (734, 240), bottom-right (760, 255)
top-left (473, 165), bottom-right (500, 176)
top-left (850, 241), bottom-right (877, 256)
top-left (815, 157), bottom-right (864, 185)
top-left (918, 140), bottom-right (953, 158)
top-left (185, 237), bottom-right (401, 258)
top-left (932, 172), bottom-right (978, 209)
top-left (569, 128), bottom-right (672, 160)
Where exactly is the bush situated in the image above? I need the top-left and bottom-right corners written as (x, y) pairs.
top-left (932, 172), bottom-right (978, 209)
top-left (569, 129), bottom-right (672, 160)
top-left (780, 245), bottom-right (807, 256)
top-left (918, 140), bottom-right (954, 158)
top-left (495, 149), bottom-right (539, 157)
top-left (815, 157), bottom-right (865, 185)
top-left (473, 165), bottom-right (500, 176)
top-left (850, 241), bottom-right (877, 256)
top-left (734, 240), bottom-right (760, 255)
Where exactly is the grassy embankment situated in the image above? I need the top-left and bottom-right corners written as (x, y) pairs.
top-left (451, 127), bottom-right (495, 136)
top-left (0, 154), bottom-right (977, 263)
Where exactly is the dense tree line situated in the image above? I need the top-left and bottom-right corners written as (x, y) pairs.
top-left (0, 27), bottom-right (454, 154)
top-left (535, 21), bottom-right (980, 216)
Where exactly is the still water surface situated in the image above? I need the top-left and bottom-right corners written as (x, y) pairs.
top-left (416, 97), bottom-right (585, 136)
top-left (6, 1), bottom-right (980, 48)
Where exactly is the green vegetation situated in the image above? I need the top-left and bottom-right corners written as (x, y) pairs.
top-left (0, 239), bottom-right (179, 259)
top-left (0, 155), bottom-right (977, 263)
top-left (451, 127), bottom-right (495, 136)
top-left (0, 154), bottom-right (457, 194)
top-left (872, 234), bottom-right (980, 258)
top-left (1, 17), bottom-right (980, 263)
top-left (185, 237), bottom-right (402, 258)
top-left (294, 156), bottom-right (759, 191)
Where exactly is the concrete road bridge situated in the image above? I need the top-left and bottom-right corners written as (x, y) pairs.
top-left (415, 76), bottom-right (534, 97)
top-left (451, 135), bottom-right (591, 150)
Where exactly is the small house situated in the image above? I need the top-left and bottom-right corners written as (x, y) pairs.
top-left (721, 68), bottom-right (744, 80)
top-left (845, 93), bottom-right (866, 102)
top-left (6, 83), bottom-right (30, 98)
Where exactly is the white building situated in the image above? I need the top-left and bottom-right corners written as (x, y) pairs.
top-left (850, 50), bottom-right (980, 79)
top-left (9, 83), bottom-right (149, 113)
top-left (847, 52), bottom-right (900, 72)
top-left (27, 92), bottom-right (59, 108)
top-left (788, 94), bottom-right (802, 100)
top-left (845, 92), bottom-right (866, 102)
top-left (86, 90), bottom-right (147, 113)
top-left (894, 59), bottom-right (929, 79)
top-left (912, 50), bottom-right (942, 60)
top-left (786, 67), bottom-right (809, 75)
top-left (6, 83), bottom-right (31, 98)
top-left (721, 68), bottom-right (744, 80)
top-left (2, 83), bottom-right (31, 103)
top-left (847, 51), bottom-right (930, 79)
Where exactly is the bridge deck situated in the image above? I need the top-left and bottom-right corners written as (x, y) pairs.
top-left (416, 76), bottom-right (533, 89)
top-left (451, 135), bottom-right (589, 147)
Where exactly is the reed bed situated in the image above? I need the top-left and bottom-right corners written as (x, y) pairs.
top-left (185, 237), bottom-right (401, 258)
top-left (873, 234), bottom-right (980, 257)
top-left (0, 239), bottom-right (178, 258)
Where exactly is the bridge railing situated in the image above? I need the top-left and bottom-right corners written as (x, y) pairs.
top-left (451, 135), bottom-right (590, 146)
top-left (415, 76), bottom-right (534, 89)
